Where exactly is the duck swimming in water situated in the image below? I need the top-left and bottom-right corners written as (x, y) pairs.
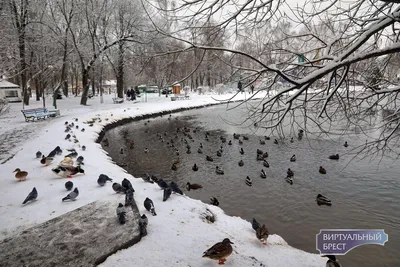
top-left (343, 141), bottom-right (348, 148)
top-left (257, 154), bottom-right (264, 161)
top-left (256, 149), bottom-right (263, 155)
top-left (290, 155), bottom-right (296, 162)
top-left (243, 136), bottom-right (249, 141)
top-left (259, 139), bottom-right (265, 145)
top-left (186, 182), bottom-right (203, 191)
top-left (171, 163), bottom-right (178, 171)
top-left (287, 168), bottom-right (294, 177)
top-left (215, 166), bottom-right (224, 175)
top-left (262, 152), bottom-right (268, 158)
top-left (192, 164), bottom-right (199, 171)
top-left (260, 169), bottom-right (266, 179)
top-left (216, 150), bottom-right (222, 157)
top-left (238, 160), bottom-right (244, 167)
top-left (228, 140), bottom-right (232, 145)
top-left (329, 154), bottom-right (339, 160)
top-left (263, 160), bottom-right (269, 168)
top-left (198, 148), bottom-right (203, 154)
top-left (322, 255), bottom-right (342, 267)
top-left (206, 155), bottom-right (213, 162)
top-left (239, 139), bottom-right (243, 145)
top-left (290, 137), bottom-right (294, 143)
top-left (316, 194), bottom-right (332, 206)
top-left (239, 148), bottom-right (244, 155)
top-left (286, 176), bottom-right (293, 185)
top-left (210, 196), bottom-right (219, 206)
top-left (319, 166), bottom-right (327, 174)
top-left (246, 176), bottom-right (252, 186)
top-left (274, 139), bottom-right (278, 144)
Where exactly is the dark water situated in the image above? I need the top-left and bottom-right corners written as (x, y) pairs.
top-left (103, 104), bottom-right (400, 267)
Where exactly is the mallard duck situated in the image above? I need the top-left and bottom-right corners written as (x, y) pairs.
top-left (265, 136), bottom-right (270, 140)
top-left (210, 196), bottom-right (219, 206)
top-left (185, 161), bottom-right (195, 171)
top-left (260, 169), bottom-right (266, 179)
top-left (239, 139), bottom-right (243, 145)
top-left (228, 140), bottom-right (232, 145)
top-left (200, 143), bottom-right (203, 148)
top-left (52, 165), bottom-right (85, 178)
top-left (221, 137), bottom-right (227, 143)
top-left (202, 238), bottom-right (234, 265)
top-left (322, 255), bottom-right (342, 267)
top-left (40, 155), bottom-right (54, 166)
top-left (217, 150), bottom-right (222, 157)
top-left (290, 137), bottom-right (294, 143)
top-left (186, 149), bottom-right (191, 154)
top-left (144, 148), bottom-right (149, 153)
top-left (262, 152), bottom-right (268, 158)
top-left (260, 139), bottom-right (266, 145)
top-left (343, 141), bottom-right (348, 148)
top-left (286, 176), bottom-right (293, 185)
top-left (246, 176), bottom-right (252, 186)
top-left (319, 166), bottom-right (327, 174)
top-left (239, 148), bottom-right (244, 155)
top-left (263, 160), bottom-right (269, 168)
top-left (329, 154), bottom-right (339, 160)
top-left (14, 168), bottom-right (28, 181)
top-left (238, 160), bottom-right (244, 167)
top-left (216, 166), bottom-right (224, 175)
top-left (290, 155), bottom-right (296, 162)
top-left (233, 133), bottom-right (240, 139)
top-left (252, 218), bottom-right (261, 231)
top-left (257, 154), bottom-right (264, 161)
top-left (287, 168), bottom-right (294, 177)
top-left (256, 149), bottom-right (263, 155)
top-left (171, 163), bottom-right (177, 171)
top-left (316, 194), bottom-right (332, 206)
top-left (256, 224), bottom-right (269, 245)
top-left (206, 155), bottom-right (214, 162)
top-left (243, 136), bottom-right (249, 140)
top-left (198, 148), bottom-right (203, 154)
top-left (186, 182), bottom-right (203, 191)
top-left (59, 156), bottom-right (74, 167)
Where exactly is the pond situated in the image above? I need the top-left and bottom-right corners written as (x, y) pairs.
top-left (102, 103), bottom-right (400, 267)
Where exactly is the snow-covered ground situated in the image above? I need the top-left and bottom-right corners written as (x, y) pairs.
top-left (0, 92), bottom-right (326, 266)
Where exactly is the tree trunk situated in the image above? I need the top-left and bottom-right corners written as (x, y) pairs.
top-left (18, 29), bottom-right (29, 105)
top-left (80, 68), bottom-right (89, 105)
top-left (116, 42), bottom-right (124, 98)
top-left (91, 67), bottom-right (96, 96)
top-left (61, 38), bottom-right (69, 97)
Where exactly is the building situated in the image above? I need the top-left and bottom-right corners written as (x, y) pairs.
top-left (0, 80), bottom-right (22, 102)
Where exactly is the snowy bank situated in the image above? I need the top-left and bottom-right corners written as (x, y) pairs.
top-left (0, 93), bottom-right (325, 266)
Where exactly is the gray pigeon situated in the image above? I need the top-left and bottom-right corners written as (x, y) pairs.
top-left (144, 197), bottom-right (157, 216)
top-left (116, 203), bottom-right (126, 224)
top-left (62, 187), bottom-right (79, 201)
top-left (76, 156), bottom-right (84, 165)
top-left (112, 183), bottom-right (126, 194)
top-left (65, 181), bottom-right (73, 191)
top-left (65, 151), bottom-right (78, 158)
top-left (139, 214), bottom-right (148, 236)
top-left (36, 151), bottom-right (42, 158)
top-left (163, 187), bottom-right (172, 202)
top-left (98, 174), bottom-right (113, 186)
top-left (122, 178), bottom-right (134, 192)
top-left (22, 187), bottom-right (38, 204)
top-left (156, 179), bottom-right (169, 190)
top-left (125, 189), bottom-right (134, 207)
top-left (170, 182), bottom-right (183, 195)
top-left (142, 173), bottom-right (154, 184)
top-left (252, 218), bottom-right (261, 231)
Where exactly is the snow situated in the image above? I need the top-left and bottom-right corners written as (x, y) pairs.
top-left (0, 92), bottom-right (326, 266)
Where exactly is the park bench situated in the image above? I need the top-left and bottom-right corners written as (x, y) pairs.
top-left (171, 94), bottom-right (190, 101)
top-left (112, 97), bottom-right (124, 104)
top-left (21, 108), bottom-right (59, 122)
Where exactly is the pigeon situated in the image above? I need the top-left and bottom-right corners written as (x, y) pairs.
top-left (192, 164), bottom-right (199, 171)
top-left (65, 181), bottom-right (73, 191)
top-left (65, 151), bottom-right (78, 158)
top-left (144, 197), bottom-right (157, 216)
top-left (116, 203), bottom-right (126, 224)
top-left (65, 134), bottom-right (71, 140)
top-left (252, 218), bottom-right (261, 231)
top-left (81, 128), bottom-right (85, 132)
top-left (22, 187), bottom-right (38, 204)
top-left (62, 187), bottom-right (79, 201)
top-left (112, 183), bottom-right (126, 194)
top-left (142, 173), bottom-right (154, 184)
top-left (170, 182), bottom-right (183, 195)
top-left (76, 156), bottom-right (84, 165)
top-left (139, 214), bottom-right (148, 236)
top-left (98, 174), bottom-right (113, 186)
top-left (210, 197), bottom-right (219, 206)
top-left (81, 145), bottom-right (86, 151)
top-left (36, 151), bottom-right (42, 158)
top-left (156, 179), bottom-right (169, 190)
top-left (163, 187), bottom-right (172, 202)
top-left (125, 189), bottom-right (134, 207)
top-left (122, 178), bottom-right (134, 192)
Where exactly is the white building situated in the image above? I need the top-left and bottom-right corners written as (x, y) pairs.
top-left (0, 80), bottom-right (22, 102)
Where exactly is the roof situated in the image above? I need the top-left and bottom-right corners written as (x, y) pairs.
top-left (0, 80), bottom-right (20, 89)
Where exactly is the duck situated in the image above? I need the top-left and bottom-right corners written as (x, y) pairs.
top-left (198, 148), bottom-right (203, 154)
top-left (256, 149), bottom-right (263, 155)
top-left (200, 143), bottom-right (203, 148)
top-left (260, 139), bottom-right (265, 145)
top-left (186, 182), bottom-right (203, 191)
top-left (202, 238), bottom-right (234, 265)
top-left (263, 160), bottom-right (270, 168)
top-left (14, 168), bottom-right (28, 181)
top-left (246, 176), bottom-right (252, 186)
top-left (329, 154), bottom-right (339, 160)
top-left (186, 149), bottom-right (191, 154)
top-left (192, 164), bottom-right (198, 171)
top-left (238, 160), bottom-right (244, 167)
top-left (257, 154), bottom-right (264, 161)
top-left (52, 165), bottom-right (85, 178)
top-left (256, 224), bottom-right (269, 245)
top-left (262, 152), bottom-right (268, 158)
top-left (265, 136), bottom-right (270, 140)
top-left (210, 196), bottom-right (219, 206)
top-left (274, 139), bottom-right (278, 144)
top-left (120, 148), bottom-right (124, 154)
top-left (319, 166), bottom-right (327, 174)
top-left (216, 150), bottom-right (222, 157)
top-left (59, 156), bottom-right (74, 167)
top-left (286, 176), bottom-right (293, 185)
top-left (290, 155), bottom-right (296, 162)
top-left (171, 163), bottom-right (178, 171)
top-left (239, 139), bottom-right (243, 145)
top-left (40, 155), bottom-right (54, 166)
top-left (290, 137), bottom-right (294, 143)
top-left (343, 141), bottom-right (348, 148)
top-left (233, 133), bottom-right (240, 139)
top-left (322, 255), bottom-right (342, 267)
top-left (260, 169), bottom-right (266, 179)
top-left (215, 166), bottom-right (224, 175)
top-left (144, 148), bottom-right (149, 153)
top-left (287, 168), bottom-right (294, 177)
top-left (228, 140), bottom-right (232, 145)
top-left (239, 148), bottom-right (244, 155)
top-left (206, 155), bottom-right (213, 162)
top-left (316, 194), bottom-right (332, 206)
top-left (243, 136), bottom-right (249, 140)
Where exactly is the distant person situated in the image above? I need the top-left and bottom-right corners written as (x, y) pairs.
top-left (126, 89), bottom-right (131, 100)
top-left (238, 80), bottom-right (243, 93)
top-left (251, 84), bottom-right (254, 94)
top-left (130, 88), bottom-right (135, 101)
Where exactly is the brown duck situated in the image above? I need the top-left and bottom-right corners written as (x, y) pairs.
top-left (186, 182), bottom-right (202, 191)
top-left (14, 168), bottom-right (28, 181)
top-left (256, 224), bottom-right (269, 245)
top-left (203, 238), bottom-right (234, 265)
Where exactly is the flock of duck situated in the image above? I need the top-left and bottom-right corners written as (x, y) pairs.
top-left (101, 114), bottom-right (348, 266)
